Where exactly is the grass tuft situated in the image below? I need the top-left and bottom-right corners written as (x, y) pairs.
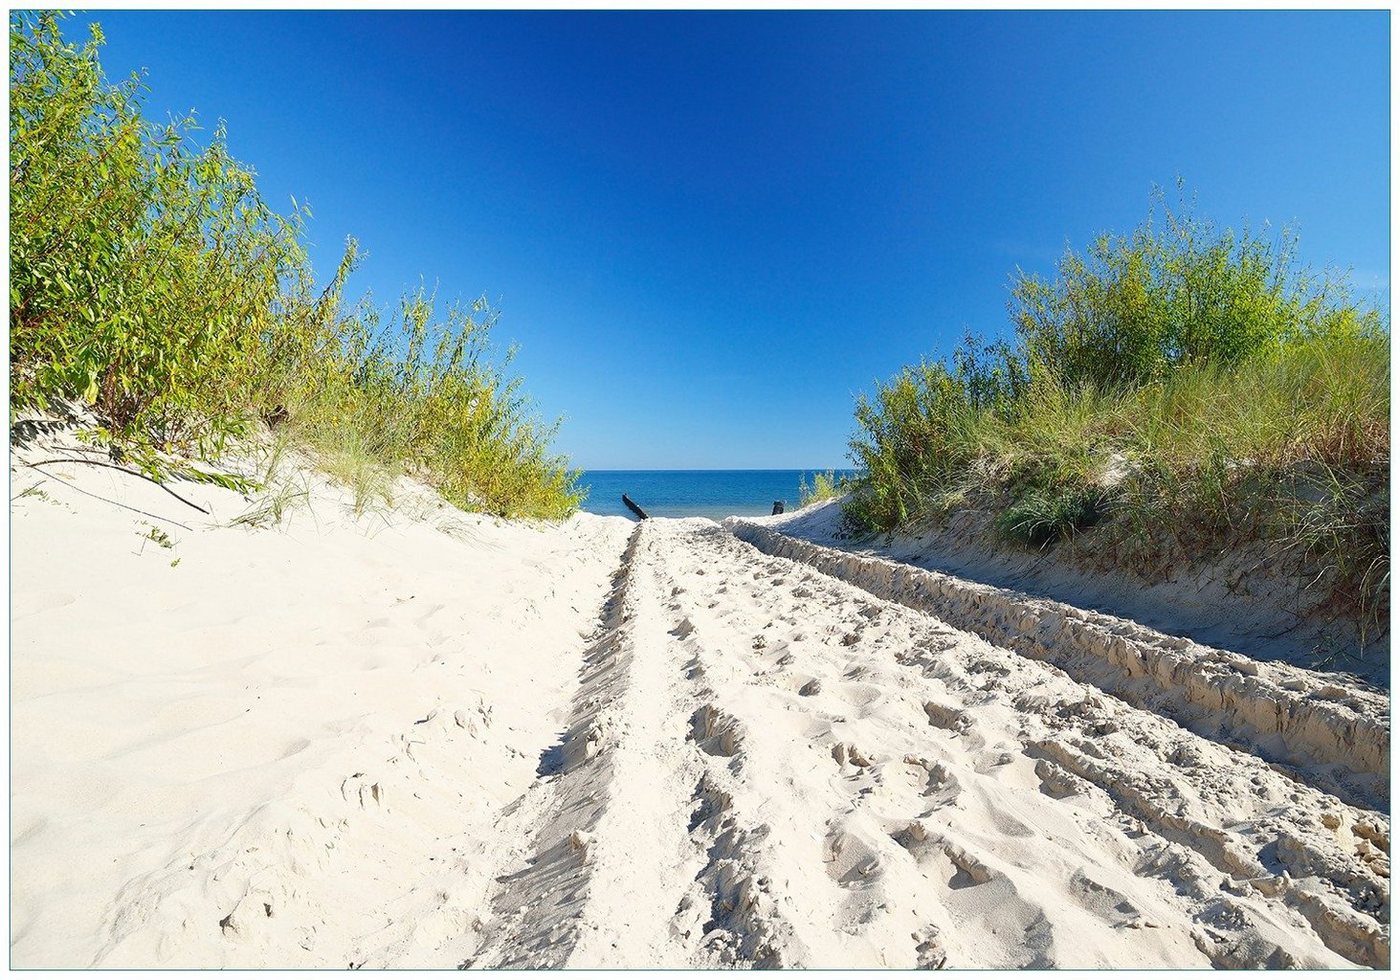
top-left (798, 470), bottom-right (847, 507)
top-left (995, 486), bottom-right (1111, 549)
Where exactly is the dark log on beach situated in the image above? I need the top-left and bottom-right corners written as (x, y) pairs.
top-left (772, 500), bottom-right (785, 515)
top-left (622, 493), bottom-right (649, 520)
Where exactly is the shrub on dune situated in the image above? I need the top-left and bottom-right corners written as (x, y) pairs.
top-left (9, 11), bottom-right (581, 519)
top-left (846, 186), bottom-right (1389, 629)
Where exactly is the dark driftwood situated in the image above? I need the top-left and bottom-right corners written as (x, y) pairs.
top-left (25, 457), bottom-right (211, 514)
top-left (622, 494), bottom-right (649, 520)
top-left (18, 466), bottom-right (194, 531)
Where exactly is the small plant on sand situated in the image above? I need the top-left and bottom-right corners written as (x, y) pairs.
top-left (799, 470), bottom-right (847, 507)
top-left (147, 526), bottom-right (173, 548)
top-left (141, 525), bottom-right (175, 550)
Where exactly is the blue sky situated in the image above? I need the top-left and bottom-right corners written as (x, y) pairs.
top-left (69, 10), bottom-right (1389, 469)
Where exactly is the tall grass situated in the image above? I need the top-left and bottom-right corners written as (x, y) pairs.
top-left (847, 187), bottom-right (1389, 628)
top-left (798, 470), bottom-right (846, 507)
top-left (10, 12), bottom-right (580, 519)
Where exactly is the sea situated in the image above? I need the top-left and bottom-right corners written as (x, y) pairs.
top-left (578, 470), bottom-right (852, 520)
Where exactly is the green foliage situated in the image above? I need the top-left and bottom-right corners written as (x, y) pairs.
top-left (994, 485), bottom-right (1110, 549)
top-left (1009, 182), bottom-right (1381, 393)
top-left (10, 12), bottom-right (315, 456)
top-left (9, 12), bottom-right (580, 520)
top-left (284, 286), bottom-right (581, 519)
top-left (847, 360), bottom-right (976, 529)
top-left (798, 470), bottom-right (846, 507)
top-left (143, 525), bottom-right (174, 549)
top-left (846, 186), bottom-right (1390, 625)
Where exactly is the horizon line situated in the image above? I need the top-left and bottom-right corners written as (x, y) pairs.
top-left (577, 466), bottom-right (856, 473)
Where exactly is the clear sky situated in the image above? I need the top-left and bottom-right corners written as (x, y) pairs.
top-left (67, 10), bottom-right (1389, 469)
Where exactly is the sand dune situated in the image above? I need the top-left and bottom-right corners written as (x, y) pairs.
top-left (10, 439), bottom-right (631, 968)
top-left (9, 444), bottom-right (1390, 968)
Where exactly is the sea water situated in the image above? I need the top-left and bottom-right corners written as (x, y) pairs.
top-left (578, 470), bottom-right (851, 520)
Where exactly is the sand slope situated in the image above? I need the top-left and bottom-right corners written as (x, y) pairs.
top-left (10, 450), bottom-right (1390, 968)
top-left (10, 441), bottom-right (632, 967)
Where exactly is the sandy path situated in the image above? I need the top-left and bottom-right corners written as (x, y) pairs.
top-left (11, 454), bottom-right (1388, 968)
top-left (455, 519), bottom-right (1388, 969)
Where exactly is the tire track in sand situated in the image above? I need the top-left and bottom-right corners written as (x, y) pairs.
top-left (726, 518), bottom-right (1387, 812)
top-left (646, 520), bottom-right (1386, 968)
top-left (462, 522), bottom-right (804, 968)
top-left (461, 518), bottom-right (1386, 968)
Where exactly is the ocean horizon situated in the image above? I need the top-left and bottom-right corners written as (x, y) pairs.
top-left (578, 469), bottom-right (853, 520)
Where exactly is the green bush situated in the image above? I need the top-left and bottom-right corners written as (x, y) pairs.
top-left (798, 470), bottom-right (846, 507)
top-left (10, 13), bottom-right (316, 457)
top-left (1009, 183), bottom-right (1381, 393)
top-left (846, 186), bottom-right (1389, 626)
top-left (9, 12), bottom-right (580, 519)
top-left (284, 284), bottom-right (580, 519)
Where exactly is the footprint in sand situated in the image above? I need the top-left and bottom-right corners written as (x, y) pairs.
top-left (972, 747), bottom-right (1019, 775)
top-left (822, 828), bottom-right (885, 887)
top-left (922, 701), bottom-right (988, 750)
top-left (690, 704), bottom-right (743, 758)
top-left (831, 742), bottom-right (874, 769)
top-left (895, 829), bottom-right (1056, 966)
top-left (1034, 758), bottom-right (1095, 800)
top-left (670, 618), bottom-right (695, 640)
top-left (922, 700), bottom-right (969, 733)
top-left (902, 756), bottom-right (961, 809)
top-left (892, 824), bottom-right (994, 889)
top-left (913, 924), bottom-right (948, 968)
top-left (1068, 868), bottom-right (1142, 927)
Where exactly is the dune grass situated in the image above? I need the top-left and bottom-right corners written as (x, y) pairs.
top-left (847, 187), bottom-right (1389, 630)
top-left (9, 12), bottom-right (581, 519)
top-left (798, 470), bottom-right (847, 507)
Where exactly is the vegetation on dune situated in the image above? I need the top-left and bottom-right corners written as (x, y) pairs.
top-left (9, 12), bottom-right (581, 519)
top-left (798, 469), bottom-right (847, 508)
top-left (847, 187), bottom-right (1389, 634)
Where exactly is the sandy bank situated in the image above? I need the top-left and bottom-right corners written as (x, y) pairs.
top-left (751, 497), bottom-right (1388, 686)
top-left (10, 434), bottom-right (632, 967)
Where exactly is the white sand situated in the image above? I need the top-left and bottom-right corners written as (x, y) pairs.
top-left (10, 442), bottom-right (1390, 968)
top-left (10, 436), bottom-right (632, 968)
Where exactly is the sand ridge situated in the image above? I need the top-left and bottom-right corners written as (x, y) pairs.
top-left (727, 516), bottom-right (1389, 811)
